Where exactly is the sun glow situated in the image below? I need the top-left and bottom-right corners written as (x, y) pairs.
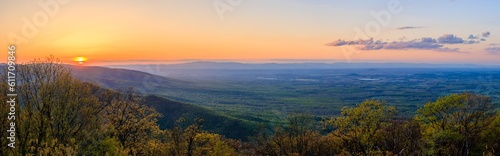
top-left (73, 57), bottom-right (88, 64)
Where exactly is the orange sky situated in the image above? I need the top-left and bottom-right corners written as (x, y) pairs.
top-left (1, 0), bottom-right (499, 65)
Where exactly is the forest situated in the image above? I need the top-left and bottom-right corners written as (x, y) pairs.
top-left (1, 57), bottom-right (499, 156)
top-left (99, 64), bottom-right (500, 125)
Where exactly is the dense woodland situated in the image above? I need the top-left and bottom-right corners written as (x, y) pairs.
top-left (1, 57), bottom-right (499, 156)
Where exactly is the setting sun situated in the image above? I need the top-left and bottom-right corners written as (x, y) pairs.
top-left (73, 57), bottom-right (88, 64)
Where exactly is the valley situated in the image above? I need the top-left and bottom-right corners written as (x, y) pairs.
top-left (75, 63), bottom-right (500, 125)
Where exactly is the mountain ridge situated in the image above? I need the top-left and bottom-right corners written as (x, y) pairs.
top-left (108, 61), bottom-right (500, 70)
top-left (65, 65), bottom-right (193, 92)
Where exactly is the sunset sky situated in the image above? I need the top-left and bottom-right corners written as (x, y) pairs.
top-left (1, 0), bottom-right (499, 65)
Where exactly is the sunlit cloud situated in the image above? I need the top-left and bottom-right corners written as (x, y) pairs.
top-left (326, 33), bottom-right (487, 53)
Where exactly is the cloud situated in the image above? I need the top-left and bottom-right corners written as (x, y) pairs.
top-left (326, 33), bottom-right (485, 53)
top-left (437, 34), bottom-right (464, 44)
top-left (421, 37), bottom-right (437, 43)
top-left (486, 47), bottom-right (500, 51)
top-left (383, 40), bottom-right (442, 50)
top-left (485, 47), bottom-right (500, 55)
top-left (436, 47), bottom-right (462, 53)
top-left (468, 35), bottom-right (478, 39)
top-left (464, 40), bottom-right (479, 44)
top-left (326, 38), bottom-right (450, 51)
top-left (482, 31), bottom-right (491, 37)
top-left (397, 26), bottom-right (423, 30)
top-left (325, 38), bottom-right (378, 46)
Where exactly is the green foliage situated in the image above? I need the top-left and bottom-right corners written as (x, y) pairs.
top-left (147, 117), bottom-right (240, 156)
top-left (0, 74), bottom-right (15, 155)
top-left (144, 95), bottom-right (256, 140)
top-left (256, 114), bottom-right (325, 156)
top-left (480, 112), bottom-right (500, 155)
top-left (86, 137), bottom-right (123, 156)
top-left (100, 88), bottom-right (162, 155)
top-left (256, 100), bottom-right (423, 155)
top-left (326, 99), bottom-right (396, 155)
top-left (416, 92), bottom-right (496, 155)
top-left (14, 57), bottom-right (102, 155)
top-left (377, 119), bottom-right (423, 155)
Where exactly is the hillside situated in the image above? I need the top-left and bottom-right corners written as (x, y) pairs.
top-left (66, 65), bottom-right (193, 92)
top-left (65, 65), bottom-right (259, 139)
top-left (144, 95), bottom-right (257, 140)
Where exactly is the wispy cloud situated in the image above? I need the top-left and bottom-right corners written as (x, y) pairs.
top-left (326, 33), bottom-right (486, 53)
top-left (397, 26), bottom-right (423, 30)
top-left (436, 47), bottom-right (463, 53)
top-left (485, 47), bottom-right (500, 55)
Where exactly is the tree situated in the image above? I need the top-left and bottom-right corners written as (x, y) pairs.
top-left (480, 112), bottom-right (500, 155)
top-left (101, 88), bottom-right (161, 155)
top-left (256, 114), bottom-right (324, 156)
top-left (378, 119), bottom-right (423, 155)
top-left (191, 132), bottom-right (237, 155)
top-left (0, 72), bottom-right (15, 155)
top-left (13, 56), bottom-right (102, 155)
top-left (325, 99), bottom-right (396, 155)
top-left (162, 116), bottom-right (239, 156)
top-left (416, 92), bottom-right (495, 155)
top-left (184, 117), bottom-right (204, 156)
top-left (286, 113), bottom-right (321, 155)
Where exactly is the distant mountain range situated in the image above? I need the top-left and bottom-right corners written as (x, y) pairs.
top-left (108, 61), bottom-right (500, 70)
top-left (1, 62), bottom-right (498, 71)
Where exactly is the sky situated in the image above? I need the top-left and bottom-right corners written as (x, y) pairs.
top-left (1, 0), bottom-right (500, 65)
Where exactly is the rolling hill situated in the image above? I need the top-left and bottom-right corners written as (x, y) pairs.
top-left (144, 95), bottom-right (256, 140)
top-left (65, 65), bottom-right (259, 140)
top-left (66, 65), bottom-right (192, 92)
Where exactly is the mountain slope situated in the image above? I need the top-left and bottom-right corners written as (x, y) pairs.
top-left (66, 65), bottom-right (257, 140)
top-left (67, 65), bottom-right (192, 92)
top-left (144, 95), bottom-right (256, 140)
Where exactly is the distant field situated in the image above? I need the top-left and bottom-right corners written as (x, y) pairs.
top-left (120, 67), bottom-right (500, 124)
